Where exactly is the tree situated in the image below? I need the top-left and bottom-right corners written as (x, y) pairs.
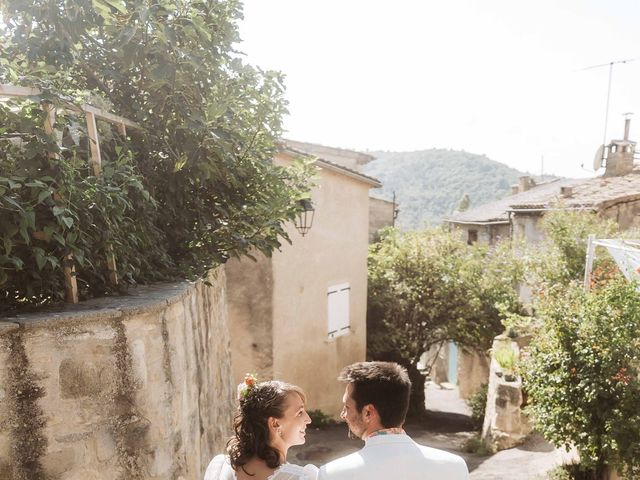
top-left (457, 193), bottom-right (471, 212)
top-left (0, 0), bottom-right (314, 312)
top-left (367, 228), bottom-right (524, 415)
top-left (533, 209), bottom-right (617, 286)
top-left (523, 279), bottom-right (640, 479)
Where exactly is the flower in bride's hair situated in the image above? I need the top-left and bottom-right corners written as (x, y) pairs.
top-left (237, 373), bottom-right (258, 401)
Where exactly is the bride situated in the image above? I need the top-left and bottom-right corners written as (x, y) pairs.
top-left (204, 376), bottom-right (318, 480)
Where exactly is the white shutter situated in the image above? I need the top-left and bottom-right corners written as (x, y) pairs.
top-left (327, 283), bottom-right (350, 339)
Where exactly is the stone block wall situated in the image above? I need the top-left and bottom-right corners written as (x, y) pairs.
top-left (0, 269), bottom-right (234, 480)
top-left (482, 335), bottom-right (531, 450)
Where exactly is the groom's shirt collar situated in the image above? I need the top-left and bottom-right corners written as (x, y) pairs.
top-left (364, 427), bottom-right (406, 440)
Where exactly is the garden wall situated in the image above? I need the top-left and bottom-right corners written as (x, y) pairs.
top-left (0, 269), bottom-right (234, 480)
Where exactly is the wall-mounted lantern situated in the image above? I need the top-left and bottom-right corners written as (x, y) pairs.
top-left (294, 199), bottom-right (315, 236)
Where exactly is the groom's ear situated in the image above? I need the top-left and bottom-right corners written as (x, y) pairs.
top-left (362, 404), bottom-right (377, 422)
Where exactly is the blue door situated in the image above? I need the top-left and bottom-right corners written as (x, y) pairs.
top-left (448, 342), bottom-right (458, 385)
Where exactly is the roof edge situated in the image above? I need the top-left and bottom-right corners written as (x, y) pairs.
top-left (279, 145), bottom-right (382, 188)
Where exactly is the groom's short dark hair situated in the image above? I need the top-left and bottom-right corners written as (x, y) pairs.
top-left (339, 361), bottom-right (411, 427)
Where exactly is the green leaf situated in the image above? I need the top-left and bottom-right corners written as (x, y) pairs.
top-left (37, 190), bottom-right (52, 204)
top-left (3, 237), bottom-right (12, 256)
top-left (35, 249), bottom-right (46, 270)
top-left (53, 206), bottom-right (65, 216)
top-left (3, 196), bottom-right (23, 211)
top-left (52, 233), bottom-right (66, 246)
top-left (61, 216), bottom-right (74, 229)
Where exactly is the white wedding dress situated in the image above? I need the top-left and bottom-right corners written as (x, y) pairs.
top-left (204, 454), bottom-right (319, 480)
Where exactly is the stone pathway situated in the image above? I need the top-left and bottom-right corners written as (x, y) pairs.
top-left (290, 384), bottom-right (576, 479)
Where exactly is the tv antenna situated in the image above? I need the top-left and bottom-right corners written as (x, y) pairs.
top-left (578, 58), bottom-right (636, 170)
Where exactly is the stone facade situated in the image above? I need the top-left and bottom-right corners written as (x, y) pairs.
top-left (450, 222), bottom-right (511, 246)
top-left (368, 196), bottom-right (395, 243)
top-left (0, 270), bottom-right (234, 480)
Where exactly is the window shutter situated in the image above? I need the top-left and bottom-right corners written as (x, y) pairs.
top-left (327, 283), bottom-right (350, 339)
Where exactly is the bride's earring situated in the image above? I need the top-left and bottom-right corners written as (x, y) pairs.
top-left (278, 428), bottom-right (283, 439)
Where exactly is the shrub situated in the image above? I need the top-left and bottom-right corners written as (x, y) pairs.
top-left (307, 410), bottom-right (339, 430)
top-left (467, 383), bottom-right (488, 430)
top-left (546, 463), bottom-right (595, 480)
top-left (462, 435), bottom-right (495, 456)
top-left (523, 279), bottom-right (640, 478)
top-left (493, 345), bottom-right (518, 376)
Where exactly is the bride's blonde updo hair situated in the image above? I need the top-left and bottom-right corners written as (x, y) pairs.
top-left (227, 378), bottom-right (306, 472)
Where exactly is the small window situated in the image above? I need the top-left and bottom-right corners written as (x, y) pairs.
top-left (467, 229), bottom-right (478, 245)
top-left (328, 283), bottom-right (350, 339)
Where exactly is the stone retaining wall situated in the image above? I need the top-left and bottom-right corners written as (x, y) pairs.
top-left (0, 269), bottom-right (234, 480)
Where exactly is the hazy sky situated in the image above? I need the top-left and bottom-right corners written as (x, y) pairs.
top-left (238, 0), bottom-right (640, 178)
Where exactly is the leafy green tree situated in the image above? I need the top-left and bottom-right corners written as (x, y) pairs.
top-left (0, 0), bottom-right (313, 312)
top-left (367, 228), bottom-right (524, 415)
top-left (533, 209), bottom-right (617, 286)
top-left (457, 193), bottom-right (471, 212)
top-left (523, 278), bottom-right (640, 479)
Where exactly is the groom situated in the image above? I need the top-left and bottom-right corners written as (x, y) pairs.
top-left (318, 361), bottom-right (469, 480)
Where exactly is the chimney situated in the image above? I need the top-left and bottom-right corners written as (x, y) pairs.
top-left (604, 116), bottom-right (636, 177)
top-left (511, 185), bottom-right (519, 195)
top-left (519, 176), bottom-right (531, 193)
top-left (560, 186), bottom-right (573, 197)
top-left (624, 116), bottom-right (631, 141)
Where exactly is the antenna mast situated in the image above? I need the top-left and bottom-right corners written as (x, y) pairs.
top-left (579, 58), bottom-right (636, 146)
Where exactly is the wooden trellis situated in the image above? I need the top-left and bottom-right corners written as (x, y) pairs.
top-left (0, 84), bottom-right (143, 303)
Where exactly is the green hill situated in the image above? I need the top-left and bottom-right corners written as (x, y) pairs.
top-left (363, 149), bottom-right (532, 230)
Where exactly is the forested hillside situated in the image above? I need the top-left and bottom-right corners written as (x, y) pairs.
top-left (363, 149), bottom-right (530, 229)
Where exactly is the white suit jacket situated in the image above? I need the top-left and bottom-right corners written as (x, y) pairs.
top-left (318, 433), bottom-right (469, 480)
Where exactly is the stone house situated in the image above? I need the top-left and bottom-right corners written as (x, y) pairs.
top-left (446, 118), bottom-right (640, 244)
top-left (225, 141), bottom-right (381, 416)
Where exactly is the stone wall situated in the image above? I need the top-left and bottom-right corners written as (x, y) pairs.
top-left (226, 253), bottom-right (274, 383)
top-left (458, 349), bottom-right (490, 400)
top-left (0, 270), bottom-right (234, 480)
top-left (369, 196), bottom-right (395, 243)
top-left (601, 197), bottom-right (640, 231)
top-left (482, 335), bottom-right (531, 450)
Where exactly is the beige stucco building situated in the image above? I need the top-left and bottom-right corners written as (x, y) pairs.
top-left (283, 140), bottom-right (395, 243)
top-left (226, 143), bottom-right (381, 416)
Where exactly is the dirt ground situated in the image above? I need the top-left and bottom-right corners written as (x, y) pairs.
top-left (289, 384), bottom-right (577, 480)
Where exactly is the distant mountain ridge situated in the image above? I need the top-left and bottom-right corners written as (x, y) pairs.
top-left (362, 149), bottom-right (536, 230)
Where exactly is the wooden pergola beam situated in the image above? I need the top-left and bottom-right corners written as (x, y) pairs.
top-left (0, 84), bottom-right (143, 130)
top-left (0, 85), bottom-right (41, 97)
